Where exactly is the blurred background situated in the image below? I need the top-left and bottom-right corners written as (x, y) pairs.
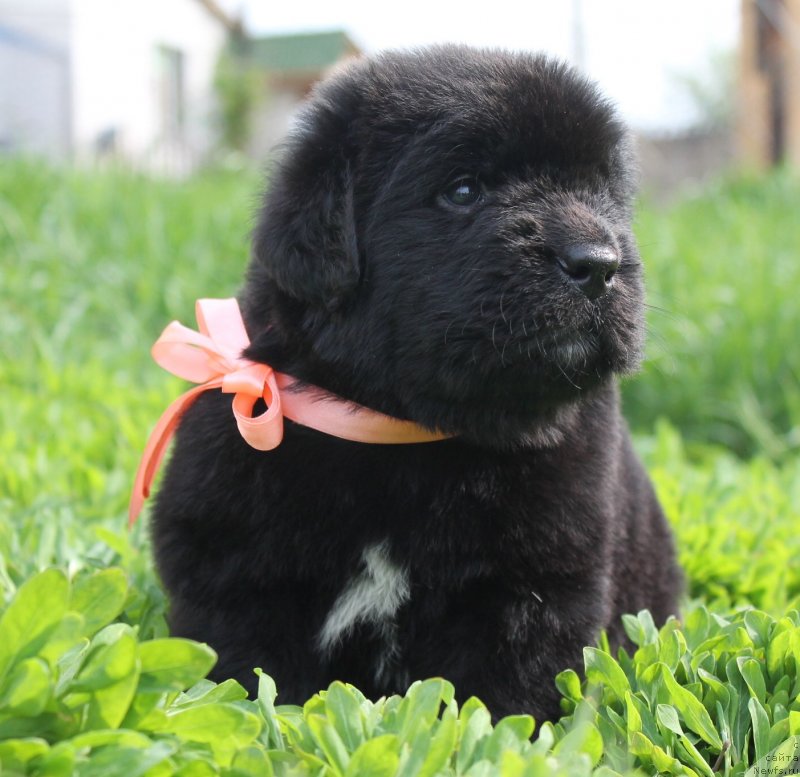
top-left (0, 0), bottom-right (797, 195)
top-left (0, 0), bottom-right (798, 467)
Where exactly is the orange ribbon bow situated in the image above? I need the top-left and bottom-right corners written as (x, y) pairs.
top-left (128, 298), bottom-right (449, 525)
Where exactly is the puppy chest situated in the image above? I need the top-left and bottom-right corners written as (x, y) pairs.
top-left (314, 540), bottom-right (525, 693)
top-left (319, 543), bottom-right (409, 649)
top-left (317, 542), bottom-right (411, 690)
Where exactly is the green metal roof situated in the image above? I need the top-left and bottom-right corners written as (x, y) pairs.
top-left (249, 30), bottom-right (359, 74)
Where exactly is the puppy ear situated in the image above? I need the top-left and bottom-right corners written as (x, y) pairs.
top-left (248, 117), bottom-right (361, 313)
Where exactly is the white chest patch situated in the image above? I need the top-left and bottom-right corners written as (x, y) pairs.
top-left (318, 542), bottom-right (410, 657)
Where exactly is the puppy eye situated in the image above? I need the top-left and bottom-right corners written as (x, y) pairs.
top-left (441, 177), bottom-right (482, 207)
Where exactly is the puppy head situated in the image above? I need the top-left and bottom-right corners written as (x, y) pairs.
top-left (243, 45), bottom-right (645, 448)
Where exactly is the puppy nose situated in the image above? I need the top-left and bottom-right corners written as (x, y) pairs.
top-left (557, 243), bottom-right (620, 299)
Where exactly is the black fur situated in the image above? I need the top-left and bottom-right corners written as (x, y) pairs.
top-left (151, 45), bottom-right (681, 722)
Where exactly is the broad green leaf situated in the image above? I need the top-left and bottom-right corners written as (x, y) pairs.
top-left (683, 606), bottom-right (712, 649)
top-left (81, 633), bottom-right (140, 730)
top-left (766, 626), bottom-right (794, 682)
top-left (256, 669), bottom-right (286, 751)
top-left (38, 613), bottom-right (86, 669)
top-left (529, 721), bottom-right (555, 755)
top-left (633, 611), bottom-right (660, 646)
top-left (482, 718), bottom-right (531, 763)
top-left (497, 715), bottom-right (535, 741)
top-left (55, 637), bottom-right (91, 697)
top-left (552, 721), bottom-right (603, 767)
top-left (418, 710), bottom-right (457, 777)
top-left (174, 678), bottom-right (248, 707)
top-left (632, 643), bottom-right (659, 680)
top-left (459, 696), bottom-right (489, 722)
top-left (625, 692), bottom-right (661, 745)
top-left (456, 703), bottom-right (492, 773)
top-left (396, 727), bottom-right (432, 777)
top-left (715, 626), bottom-right (753, 654)
top-left (725, 657), bottom-right (754, 754)
top-left (163, 702), bottom-right (262, 765)
top-left (584, 647), bottom-right (630, 701)
top-left (675, 733), bottom-right (716, 777)
top-left (737, 656), bottom-right (767, 703)
top-left (74, 741), bottom-right (177, 777)
top-left (69, 568), bottom-right (128, 637)
top-left (0, 657), bottom-right (51, 716)
top-left (442, 681), bottom-right (456, 709)
top-left (555, 669), bottom-right (583, 702)
top-left (137, 638), bottom-right (217, 693)
top-left (0, 568), bottom-right (69, 682)
top-left (772, 678), bottom-right (791, 705)
top-left (26, 740), bottom-right (75, 777)
top-left (282, 711), bottom-right (319, 757)
top-left (628, 731), bottom-right (685, 776)
top-left (743, 609), bottom-right (773, 647)
top-left (688, 649), bottom-right (715, 678)
top-left (748, 697), bottom-right (771, 764)
top-left (769, 717), bottom-right (791, 751)
top-left (0, 738), bottom-right (50, 770)
top-left (71, 625), bottom-right (138, 692)
top-left (622, 614), bottom-right (642, 645)
top-left (120, 690), bottom-right (165, 731)
top-left (660, 663), bottom-right (723, 750)
top-left (325, 681), bottom-right (365, 752)
top-left (656, 704), bottom-right (683, 736)
top-left (399, 679), bottom-right (447, 740)
top-left (624, 691), bottom-right (643, 735)
top-left (697, 667), bottom-right (731, 709)
top-left (658, 630), bottom-right (686, 673)
top-left (306, 713), bottom-right (349, 776)
top-left (231, 745), bottom-right (274, 777)
top-left (345, 735), bottom-right (400, 777)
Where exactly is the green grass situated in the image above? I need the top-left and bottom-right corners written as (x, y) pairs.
top-left (639, 423), bottom-right (800, 614)
top-left (1, 158), bottom-right (799, 775)
top-left (626, 172), bottom-right (800, 459)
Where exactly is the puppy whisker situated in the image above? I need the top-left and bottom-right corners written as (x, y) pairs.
top-left (555, 360), bottom-right (581, 391)
top-left (500, 335), bottom-right (510, 367)
top-left (644, 302), bottom-right (677, 322)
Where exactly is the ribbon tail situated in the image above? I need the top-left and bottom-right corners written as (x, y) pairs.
top-left (128, 381), bottom-right (221, 527)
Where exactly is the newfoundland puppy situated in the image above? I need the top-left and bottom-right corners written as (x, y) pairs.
top-left (149, 45), bottom-right (681, 722)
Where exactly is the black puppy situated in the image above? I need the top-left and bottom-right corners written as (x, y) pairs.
top-left (151, 45), bottom-right (681, 722)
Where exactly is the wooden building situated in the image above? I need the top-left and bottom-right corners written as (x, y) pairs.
top-left (738, 0), bottom-right (800, 167)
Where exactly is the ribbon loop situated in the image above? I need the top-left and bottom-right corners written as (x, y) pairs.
top-left (221, 363), bottom-right (273, 398)
top-left (151, 321), bottom-right (226, 382)
top-left (129, 298), bottom-right (452, 527)
top-left (195, 298), bottom-right (251, 361)
top-left (129, 299), bottom-right (284, 526)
